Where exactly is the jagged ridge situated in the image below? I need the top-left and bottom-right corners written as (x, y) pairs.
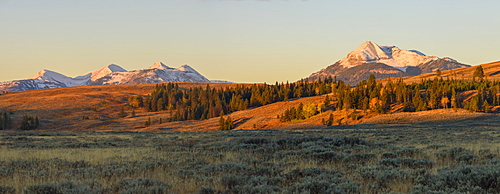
top-left (0, 62), bottom-right (218, 92)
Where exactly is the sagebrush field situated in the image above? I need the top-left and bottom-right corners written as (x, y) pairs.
top-left (1, 119), bottom-right (499, 193)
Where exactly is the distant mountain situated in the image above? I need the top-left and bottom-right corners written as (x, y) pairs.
top-left (0, 62), bottom-right (217, 92)
top-left (308, 41), bottom-right (469, 85)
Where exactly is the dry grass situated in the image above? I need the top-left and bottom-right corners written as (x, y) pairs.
top-left (0, 82), bottom-right (362, 131)
top-left (0, 83), bottom-right (250, 131)
top-left (382, 61), bottom-right (500, 84)
top-left (0, 123), bottom-right (498, 193)
top-left (361, 109), bottom-right (483, 124)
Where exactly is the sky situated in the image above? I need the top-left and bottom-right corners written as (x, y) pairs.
top-left (1, 0), bottom-right (499, 83)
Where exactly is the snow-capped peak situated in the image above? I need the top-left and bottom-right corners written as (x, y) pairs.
top-left (28, 69), bottom-right (88, 87)
top-left (80, 64), bottom-right (127, 82)
top-left (149, 62), bottom-right (171, 70)
top-left (30, 69), bottom-right (69, 80)
top-left (176, 64), bottom-right (196, 72)
top-left (106, 64), bottom-right (127, 72)
top-left (344, 41), bottom-right (391, 62)
top-left (339, 41), bottom-right (439, 69)
top-left (0, 62), bottom-right (215, 92)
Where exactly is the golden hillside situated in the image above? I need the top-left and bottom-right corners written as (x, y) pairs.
top-left (2, 61), bottom-right (500, 132)
top-left (0, 82), bottom-right (491, 132)
top-left (383, 61), bottom-right (500, 84)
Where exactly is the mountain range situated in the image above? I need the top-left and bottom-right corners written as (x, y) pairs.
top-left (0, 62), bottom-right (214, 92)
top-left (1, 41), bottom-right (472, 92)
top-left (307, 41), bottom-right (470, 84)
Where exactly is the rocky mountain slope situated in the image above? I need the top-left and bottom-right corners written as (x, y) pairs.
top-left (308, 41), bottom-right (469, 85)
top-left (0, 62), bottom-right (213, 92)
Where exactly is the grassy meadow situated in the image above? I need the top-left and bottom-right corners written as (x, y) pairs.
top-left (1, 120), bottom-right (499, 193)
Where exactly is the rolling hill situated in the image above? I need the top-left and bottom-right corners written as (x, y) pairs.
top-left (382, 61), bottom-right (500, 84)
top-left (2, 65), bottom-right (500, 132)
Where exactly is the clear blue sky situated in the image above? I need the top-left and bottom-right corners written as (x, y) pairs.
top-left (1, 0), bottom-right (499, 83)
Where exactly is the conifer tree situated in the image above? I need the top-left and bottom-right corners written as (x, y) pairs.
top-left (451, 89), bottom-right (459, 111)
top-left (35, 116), bottom-right (39, 128)
top-left (0, 112), bottom-right (10, 130)
top-left (436, 69), bottom-right (442, 77)
top-left (324, 95), bottom-right (331, 106)
top-left (473, 65), bottom-right (485, 81)
top-left (20, 115), bottom-right (38, 130)
top-left (226, 116), bottom-right (233, 130)
top-left (483, 100), bottom-right (490, 113)
top-left (119, 107), bottom-right (126, 118)
top-left (326, 113), bottom-right (334, 126)
top-left (219, 116), bottom-right (225, 131)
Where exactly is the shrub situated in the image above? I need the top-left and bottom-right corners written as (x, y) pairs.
top-left (400, 158), bottom-right (434, 169)
top-left (0, 167), bottom-right (13, 177)
top-left (343, 153), bottom-right (376, 165)
top-left (414, 164), bottom-right (500, 193)
top-left (24, 181), bottom-right (99, 194)
top-left (424, 144), bottom-right (446, 150)
top-left (236, 137), bottom-right (271, 145)
top-left (276, 136), bottom-right (368, 150)
top-left (198, 186), bottom-right (218, 194)
top-left (63, 168), bottom-right (96, 179)
top-left (108, 178), bottom-right (170, 194)
top-left (233, 185), bottom-right (281, 194)
top-left (455, 153), bottom-right (478, 164)
top-left (311, 151), bottom-right (345, 163)
top-left (99, 163), bottom-right (137, 178)
top-left (378, 158), bottom-right (401, 167)
top-left (286, 177), bottom-right (345, 194)
top-left (221, 175), bottom-right (247, 190)
top-left (435, 147), bottom-right (477, 164)
top-left (381, 152), bottom-right (398, 159)
top-left (285, 167), bottom-right (343, 183)
top-left (354, 166), bottom-right (411, 192)
top-left (0, 185), bottom-right (16, 194)
top-left (11, 160), bottom-right (37, 169)
top-left (394, 147), bottom-right (421, 158)
top-left (200, 162), bottom-right (252, 176)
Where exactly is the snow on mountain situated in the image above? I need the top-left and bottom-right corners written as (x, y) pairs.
top-left (30, 69), bottom-right (88, 87)
top-left (149, 62), bottom-right (171, 70)
top-left (339, 41), bottom-right (391, 68)
top-left (79, 64), bottom-right (127, 82)
top-left (95, 63), bottom-right (210, 85)
top-left (380, 46), bottom-right (437, 68)
top-left (0, 62), bottom-right (215, 92)
top-left (175, 64), bottom-right (196, 72)
top-left (338, 41), bottom-right (439, 69)
top-left (308, 41), bottom-right (469, 85)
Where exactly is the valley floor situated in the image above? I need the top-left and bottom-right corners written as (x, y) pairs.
top-left (0, 119), bottom-right (499, 193)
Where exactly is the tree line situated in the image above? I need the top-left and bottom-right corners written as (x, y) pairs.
top-left (0, 112), bottom-right (12, 130)
top-left (331, 72), bottom-right (499, 114)
top-left (129, 77), bottom-right (337, 122)
top-left (0, 112), bottom-right (40, 130)
top-left (129, 65), bottom-right (498, 128)
top-left (20, 115), bottom-right (39, 130)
